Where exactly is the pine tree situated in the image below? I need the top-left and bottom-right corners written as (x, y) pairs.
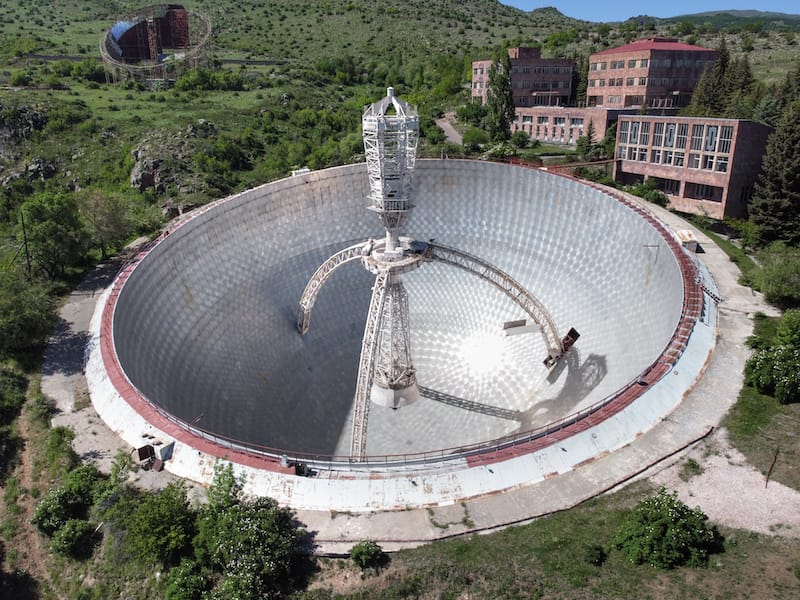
top-left (724, 55), bottom-right (755, 118)
top-left (486, 47), bottom-right (515, 142)
top-left (685, 64), bottom-right (715, 116)
top-left (749, 100), bottom-right (800, 245)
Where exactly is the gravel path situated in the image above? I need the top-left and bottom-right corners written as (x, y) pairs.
top-left (650, 428), bottom-right (800, 537)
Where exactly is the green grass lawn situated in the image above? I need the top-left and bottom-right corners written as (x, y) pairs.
top-left (303, 482), bottom-right (800, 599)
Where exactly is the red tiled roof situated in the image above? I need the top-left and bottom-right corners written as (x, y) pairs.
top-left (592, 37), bottom-right (716, 56)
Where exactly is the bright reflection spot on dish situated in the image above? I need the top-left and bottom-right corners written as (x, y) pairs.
top-left (459, 333), bottom-right (506, 377)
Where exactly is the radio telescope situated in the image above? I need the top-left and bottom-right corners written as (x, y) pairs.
top-left (297, 88), bottom-right (579, 460)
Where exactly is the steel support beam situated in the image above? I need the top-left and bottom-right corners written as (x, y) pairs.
top-left (428, 242), bottom-right (565, 361)
top-left (297, 241), bottom-right (368, 335)
top-left (350, 270), bottom-right (389, 459)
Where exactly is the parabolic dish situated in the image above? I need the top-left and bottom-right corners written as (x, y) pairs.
top-left (107, 159), bottom-right (692, 462)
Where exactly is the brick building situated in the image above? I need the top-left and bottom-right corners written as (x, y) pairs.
top-left (587, 38), bottom-right (717, 109)
top-left (472, 47), bottom-right (575, 107)
top-left (512, 107), bottom-right (641, 146)
top-left (614, 115), bottom-right (772, 218)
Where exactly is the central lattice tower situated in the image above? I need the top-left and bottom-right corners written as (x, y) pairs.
top-left (297, 88), bottom-right (578, 460)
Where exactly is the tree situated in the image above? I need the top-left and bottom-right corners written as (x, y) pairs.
top-left (125, 482), bottom-right (195, 566)
top-left (462, 127), bottom-right (490, 152)
top-left (51, 519), bottom-right (98, 559)
top-left (749, 101), bottom-right (800, 244)
top-left (485, 47), bottom-right (515, 142)
top-left (613, 488), bottom-right (722, 569)
top-left (76, 189), bottom-right (132, 259)
top-left (0, 271), bottom-right (54, 357)
top-left (197, 497), bottom-right (302, 599)
top-left (18, 192), bottom-right (88, 278)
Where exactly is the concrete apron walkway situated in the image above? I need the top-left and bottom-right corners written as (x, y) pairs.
top-left (45, 191), bottom-right (774, 554)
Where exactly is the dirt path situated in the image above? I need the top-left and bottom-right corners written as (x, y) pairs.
top-left (649, 427), bottom-right (800, 537)
top-left (3, 402), bottom-right (64, 599)
top-left (435, 112), bottom-right (462, 145)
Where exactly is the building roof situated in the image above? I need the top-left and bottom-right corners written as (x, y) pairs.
top-left (592, 37), bottom-right (716, 57)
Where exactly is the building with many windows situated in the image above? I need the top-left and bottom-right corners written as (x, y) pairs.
top-left (512, 107), bottom-right (640, 146)
top-left (587, 38), bottom-right (717, 109)
top-left (614, 115), bottom-right (772, 218)
top-left (472, 47), bottom-right (575, 107)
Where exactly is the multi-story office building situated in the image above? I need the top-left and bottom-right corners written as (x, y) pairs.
top-left (587, 37), bottom-right (717, 109)
top-left (614, 115), bottom-right (772, 218)
top-left (472, 47), bottom-right (575, 107)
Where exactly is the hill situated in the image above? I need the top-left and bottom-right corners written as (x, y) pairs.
top-left (668, 9), bottom-right (800, 31)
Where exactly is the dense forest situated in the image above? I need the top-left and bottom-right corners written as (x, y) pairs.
top-left (2, 0), bottom-right (800, 597)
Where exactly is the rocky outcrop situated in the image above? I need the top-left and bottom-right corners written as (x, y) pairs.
top-left (129, 119), bottom-right (216, 195)
top-left (0, 105), bottom-right (47, 162)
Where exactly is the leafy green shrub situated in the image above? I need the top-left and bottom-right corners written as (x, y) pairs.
top-left (745, 345), bottom-right (800, 404)
top-left (195, 496), bottom-right (302, 598)
top-left (462, 127), bottom-right (490, 151)
top-left (165, 559), bottom-right (207, 600)
top-left (31, 487), bottom-right (73, 536)
top-left (613, 488), bottom-right (722, 569)
top-left (64, 464), bottom-right (107, 505)
top-left (51, 519), bottom-right (97, 559)
top-left (626, 179), bottom-right (668, 207)
top-left (350, 540), bottom-right (384, 570)
top-left (0, 364), bottom-right (26, 423)
top-left (776, 309), bottom-right (800, 347)
top-left (755, 242), bottom-right (800, 308)
top-left (125, 482), bottom-right (195, 566)
top-left (509, 131), bottom-right (529, 148)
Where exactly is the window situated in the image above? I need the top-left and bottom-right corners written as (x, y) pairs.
top-left (651, 149), bottom-right (662, 163)
top-left (588, 79), bottom-right (596, 87)
top-left (590, 62), bottom-right (598, 70)
top-left (570, 117), bottom-right (584, 128)
top-left (639, 121), bottom-right (650, 145)
top-left (616, 78), bottom-right (623, 86)
top-left (674, 151), bottom-right (684, 166)
top-left (628, 59), bottom-right (637, 68)
top-left (627, 78), bottom-right (635, 86)
top-left (600, 62), bottom-right (607, 70)
top-left (522, 115), bottom-right (533, 124)
top-left (704, 126), bottom-right (718, 152)
top-left (676, 123), bottom-right (688, 149)
top-left (718, 126), bottom-right (733, 154)
top-left (629, 121), bottom-right (639, 143)
top-left (703, 154), bottom-right (715, 170)
top-left (608, 78), bottom-right (616, 86)
top-left (640, 59), bottom-right (648, 67)
top-left (537, 116), bottom-right (548, 125)
top-left (689, 153), bottom-right (700, 169)
top-left (692, 183), bottom-right (721, 201)
top-left (619, 120), bottom-right (630, 143)
top-left (663, 151), bottom-right (673, 165)
top-left (662, 178), bottom-right (680, 194)
top-left (618, 146), bottom-right (627, 159)
top-left (715, 156), bottom-right (729, 172)
top-left (598, 79), bottom-right (605, 87)
top-left (637, 148), bottom-right (647, 161)
top-left (653, 122), bottom-right (664, 146)
top-left (665, 123), bottom-right (675, 147)
top-left (690, 125), bottom-right (704, 151)
top-left (554, 117), bottom-right (565, 126)
top-left (639, 77), bottom-right (647, 85)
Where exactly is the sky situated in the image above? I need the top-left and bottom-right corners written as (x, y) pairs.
top-left (500, 1), bottom-right (800, 23)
